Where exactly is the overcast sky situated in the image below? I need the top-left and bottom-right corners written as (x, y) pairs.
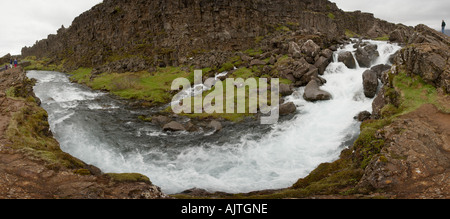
top-left (0, 0), bottom-right (448, 57)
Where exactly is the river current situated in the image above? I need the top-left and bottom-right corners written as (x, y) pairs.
top-left (27, 40), bottom-right (401, 194)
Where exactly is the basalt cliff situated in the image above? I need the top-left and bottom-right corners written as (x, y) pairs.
top-left (21, 0), bottom-right (396, 72)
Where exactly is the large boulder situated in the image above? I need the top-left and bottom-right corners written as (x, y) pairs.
top-left (288, 41), bottom-right (302, 58)
top-left (207, 120), bottom-right (223, 132)
top-left (163, 121), bottom-right (186, 132)
top-left (355, 47), bottom-right (371, 68)
top-left (301, 40), bottom-right (321, 58)
top-left (338, 51), bottom-right (356, 69)
top-left (303, 80), bottom-right (332, 102)
top-left (362, 69), bottom-right (379, 98)
top-left (355, 45), bottom-right (380, 68)
top-left (152, 115), bottom-right (172, 127)
top-left (279, 102), bottom-right (297, 115)
top-left (292, 58), bottom-right (311, 79)
top-left (314, 56), bottom-right (330, 75)
top-left (370, 64), bottom-right (391, 80)
top-left (279, 83), bottom-right (293, 96)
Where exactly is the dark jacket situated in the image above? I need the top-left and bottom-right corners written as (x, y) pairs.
top-left (443, 21), bottom-right (446, 27)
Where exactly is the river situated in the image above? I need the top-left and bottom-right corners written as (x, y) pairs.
top-left (27, 40), bottom-right (401, 194)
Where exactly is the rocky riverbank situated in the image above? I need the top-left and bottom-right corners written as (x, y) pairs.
top-left (0, 67), bottom-right (167, 199)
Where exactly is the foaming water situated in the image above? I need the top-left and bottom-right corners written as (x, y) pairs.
top-left (28, 40), bottom-right (401, 194)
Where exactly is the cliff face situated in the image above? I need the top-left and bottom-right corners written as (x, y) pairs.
top-left (21, 0), bottom-right (396, 71)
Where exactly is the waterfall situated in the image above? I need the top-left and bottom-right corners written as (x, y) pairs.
top-left (27, 40), bottom-right (401, 194)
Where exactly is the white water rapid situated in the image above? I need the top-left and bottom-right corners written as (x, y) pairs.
top-left (27, 40), bottom-right (401, 194)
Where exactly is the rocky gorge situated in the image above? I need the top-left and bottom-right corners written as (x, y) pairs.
top-left (0, 0), bottom-right (448, 199)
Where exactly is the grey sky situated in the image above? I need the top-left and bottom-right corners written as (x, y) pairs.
top-left (0, 0), bottom-right (448, 57)
top-left (331, 0), bottom-right (448, 29)
top-left (0, 0), bottom-right (102, 57)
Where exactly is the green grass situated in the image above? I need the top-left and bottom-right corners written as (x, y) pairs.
top-left (345, 29), bottom-right (360, 38)
top-left (23, 57), bottom-right (64, 71)
top-left (6, 104), bottom-right (87, 169)
top-left (393, 71), bottom-right (447, 113)
top-left (70, 67), bottom-right (194, 106)
top-left (69, 68), bottom-right (93, 84)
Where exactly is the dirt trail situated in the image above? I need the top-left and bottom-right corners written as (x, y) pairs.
top-left (0, 68), bottom-right (167, 199)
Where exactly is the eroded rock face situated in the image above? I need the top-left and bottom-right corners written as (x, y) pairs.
top-left (359, 105), bottom-right (450, 198)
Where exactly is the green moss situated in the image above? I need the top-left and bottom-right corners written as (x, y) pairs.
top-left (232, 67), bottom-right (254, 79)
top-left (373, 35), bottom-right (390, 41)
top-left (74, 169), bottom-right (92, 176)
top-left (327, 12), bottom-right (335, 20)
top-left (6, 104), bottom-right (86, 169)
top-left (275, 25), bottom-right (291, 32)
top-left (244, 48), bottom-right (263, 57)
top-left (345, 29), bottom-right (359, 38)
top-left (106, 173), bottom-right (152, 184)
top-left (218, 62), bottom-right (234, 73)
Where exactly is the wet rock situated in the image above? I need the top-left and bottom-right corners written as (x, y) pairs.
top-left (179, 188), bottom-right (213, 197)
top-left (279, 83), bottom-right (293, 96)
top-left (355, 47), bottom-right (371, 68)
top-left (185, 122), bottom-right (199, 132)
top-left (338, 51), bottom-right (356, 69)
top-left (371, 88), bottom-right (386, 119)
top-left (355, 45), bottom-right (379, 68)
top-left (314, 56), bottom-right (330, 75)
top-left (370, 64), bottom-right (391, 80)
top-left (163, 121), bottom-right (186, 132)
top-left (355, 111), bottom-right (372, 122)
top-left (279, 102), bottom-right (297, 116)
top-left (320, 49), bottom-right (334, 62)
top-left (151, 115), bottom-right (172, 127)
top-left (362, 69), bottom-right (379, 98)
top-left (207, 120), bottom-right (222, 132)
top-left (303, 80), bottom-right (332, 102)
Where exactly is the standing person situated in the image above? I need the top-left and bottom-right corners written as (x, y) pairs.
top-left (14, 59), bottom-right (17, 68)
top-left (443, 20), bottom-right (446, 34)
top-left (9, 59), bottom-right (13, 68)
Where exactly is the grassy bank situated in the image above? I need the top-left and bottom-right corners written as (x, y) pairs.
top-left (27, 55), bottom-right (291, 122)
